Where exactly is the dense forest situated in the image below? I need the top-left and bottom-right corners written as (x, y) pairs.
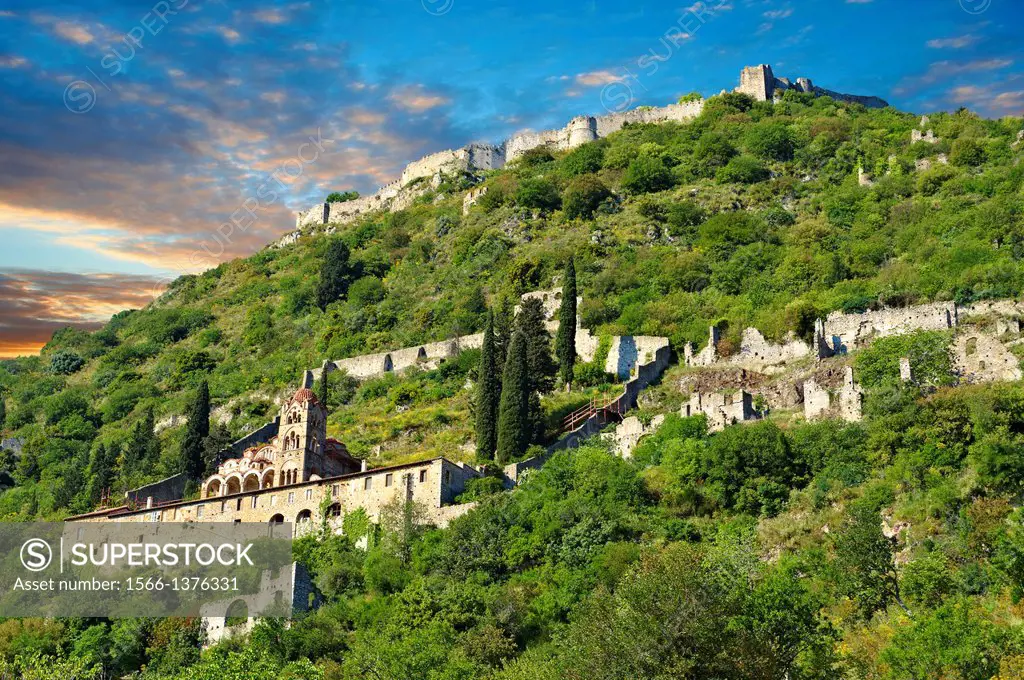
top-left (1, 89), bottom-right (1024, 677)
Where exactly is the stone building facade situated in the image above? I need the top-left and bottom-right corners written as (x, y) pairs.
top-left (69, 455), bottom-right (481, 530)
top-left (202, 387), bottom-right (362, 498)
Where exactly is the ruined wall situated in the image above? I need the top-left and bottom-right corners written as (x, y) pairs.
top-left (954, 332), bottom-right (1023, 383)
top-left (734, 63), bottom-right (887, 108)
top-left (822, 301), bottom-right (957, 353)
top-left (803, 367), bottom-right (863, 423)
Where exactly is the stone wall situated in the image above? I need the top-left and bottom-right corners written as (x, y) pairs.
top-left (71, 457), bottom-right (481, 529)
top-left (954, 332), bottom-right (1023, 384)
top-left (606, 414), bottom-right (665, 458)
top-left (682, 390), bottom-right (760, 432)
top-left (802, 367), bottom-right (864, 423)
top-left (124, 473), bottom-right (189, 507)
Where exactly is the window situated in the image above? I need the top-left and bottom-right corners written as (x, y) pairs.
top-left (305, 489), bottom-right (313, 500)
top-left (443, 470), bottom-right (451, 484)
top-left (236, 498), bottom-right (242, 511)
top-left (270, 495), bottom-right (277, 507)
top-left (251, 496), bottom-right (258, 509)
top-left (233, 519), bottom-right (241, 524)
top-left (364, 477), bottom-right (372, 491)
top-left (221, 501), bottom-right (227, 513)
top-left (197, 506), bottom-right (205, 519)
top-left (332, 485), bottom-right (339, 498)
top-left (419, 469), bottom-right (427, 483)
top-left (385, 473), bottom-right (393, 487)
top-left (287, 492), bottom-right (295, 504)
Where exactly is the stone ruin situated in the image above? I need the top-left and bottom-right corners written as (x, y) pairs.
top-left (803, 366), bottom-right (863, 423)
top-left (735, 64), bottom-right (888, 109)
top-left (682, 390), bottom-right (761, 432)
top-left (292, 64), bottom-right (889, 234)
top-left (305, 289), bottom-right (668, 384)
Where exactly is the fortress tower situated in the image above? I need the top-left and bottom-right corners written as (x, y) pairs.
top-left (737, 64), bottom-right (775, 101)
top-left (567, 116), bottom-right (599, 148)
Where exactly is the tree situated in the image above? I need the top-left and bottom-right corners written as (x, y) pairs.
top-left (50, 350), bottom-right (84, 375)
top-left (181, 380), bottom-right (210, 481)
top-left (493, 296), bottom-right (515, 371)
top-left (496, 332), bottom-right (530, 463)
top-left (515, 177), bottom-right (561, 212)
top-left (0, 397), bottom-right (5, 432)
top-left (475, 312), bottom-right (500, 461)
top-left (316, 369), bottom-right (330, 408)
top-left (516, 297), bottom-right (557, 395)
top-left (556, 258), bottom-right (578, 388)
top-left (561, 143), bottom-right (605, 178)
top-left (316, 239), bottom-right (355, 310)
top-left (326, 190), bottom-right (359, 203)
top-left (562, 175), bottom-right (610, 220)
top-left (834, 502), bottom-right (910, 619)
top-left (950, 138), bottom-right (986, 167)
top-left (717, 155), bottom-right (770, 184)
top-left (120, 407), bottom-right (159, 483)
top-left (85, 442), bottom-right (116, 506)
top-left (622, 154), bottom-right (674, 194)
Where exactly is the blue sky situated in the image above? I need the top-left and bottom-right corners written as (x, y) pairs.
top-left (0, 0), bottom-right (1022, 354)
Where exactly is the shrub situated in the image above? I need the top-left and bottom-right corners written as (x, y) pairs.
top-left (716, 155), bottom-right (770, 184)
top-left (563, 175), bottom-right (611, 220)
top-left (622, 155), bottom-right (674, 194)
top-left (666, 201), bottom-right (706, 238)
top-left (855, 330), bottom-right (954, 388)
top-left (348, 276), bottom-right (386, 308)
top-left (326, 190), bottom-right (359, 203)
top-left (49, 350), bottom-right (84, 375)
top-left (692, 133), bottom-right (737, 178)
top-left (561, 143), bottom-right (605, 177)
top-left (515, 177), bottom-right (561, 211)
top-left (950, 138), bottom-right (986, 167)
top-left (746, 121), bottom-right (796, 161)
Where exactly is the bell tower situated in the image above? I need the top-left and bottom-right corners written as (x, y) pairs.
top-left (277, 387), bottom-right (327, 485)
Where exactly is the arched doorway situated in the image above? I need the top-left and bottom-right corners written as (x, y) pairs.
top-left (225, 476), bottom-right (241, 495)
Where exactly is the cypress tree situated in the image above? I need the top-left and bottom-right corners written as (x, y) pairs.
top-left (182, 380), bottom-right (210, 481)
top-left (493, 295), bottom-right (515, 370)
top-left (496, 331), bottom-right (530, 463)
top-left (517, 297), bottom-right (557, 394)
top-left (475, 312), bottom-right (500, 461)
top-left (86, 443), bottom-right (115, 506)
top-left (0, 398), bottom-right (5, 432)
top-left (556, 257), bottom-right (578, 388)
top-left (316, 238), bottom-right (355, 310)
top-left (121, 407), bottom-right (159, 483)
top-left (316, 368), bottom-right (330, 409)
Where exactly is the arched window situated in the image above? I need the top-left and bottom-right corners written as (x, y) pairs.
top-left (296, 509), bottom-right (312, 523)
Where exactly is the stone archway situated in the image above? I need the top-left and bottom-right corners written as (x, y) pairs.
top-left (205, 478), bottom-right (222, 498)
top-left (242, 474), bottom-right (261, 493)
top-left (383, 354), bottom-right (393, 372)
top-left (225, 476), bottom-right (242, 495)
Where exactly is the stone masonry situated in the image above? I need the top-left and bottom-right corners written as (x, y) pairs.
top-left (682, 390), bottom-right (760, 432)
top-left (735, 64), bottom-right (888, 109)
top-left (294, 64), bottom-right (887, 233)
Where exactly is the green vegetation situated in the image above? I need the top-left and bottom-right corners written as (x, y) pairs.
top-left (556, 258), bottom-right (577, 386)
top-left (0, 91), bottom-right (1023, 676)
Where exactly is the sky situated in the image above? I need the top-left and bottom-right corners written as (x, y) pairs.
top-left (0, 0), bottom-right (1022, 357)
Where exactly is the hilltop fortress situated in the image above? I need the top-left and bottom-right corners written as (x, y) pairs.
top-left (290, 64), bottom-right (887, 235)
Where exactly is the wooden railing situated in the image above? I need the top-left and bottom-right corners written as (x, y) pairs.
top-left (560, 394), bottom-right (627, 433)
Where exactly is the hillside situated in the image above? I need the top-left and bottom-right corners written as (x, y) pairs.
top-left (1, 90), bottom-right (1023, 516)
top-left (1, 84), bottom-right (1024, 676)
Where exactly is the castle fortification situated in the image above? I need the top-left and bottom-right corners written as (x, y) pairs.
top-left (735, 64), bottom-right (889, 109)
top-left (290, 64), bottom-right (886, 237)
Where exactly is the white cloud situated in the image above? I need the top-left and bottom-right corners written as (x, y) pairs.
top-left (927, 34), bottom-right (978, 49)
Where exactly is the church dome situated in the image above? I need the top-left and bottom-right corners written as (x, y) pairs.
top-left (291, 387), bottom-right (318, 404)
